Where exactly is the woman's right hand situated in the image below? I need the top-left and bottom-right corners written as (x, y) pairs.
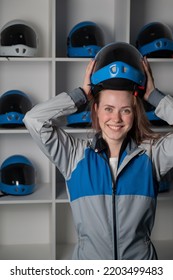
top-left (82, 59), bottom-right (96, 101)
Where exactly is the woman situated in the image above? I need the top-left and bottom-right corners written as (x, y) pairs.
top-left (24, 42), bottom-right (173, 259)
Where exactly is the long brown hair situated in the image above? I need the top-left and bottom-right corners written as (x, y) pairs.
top-left (90, 90), bottom-right (161, 144)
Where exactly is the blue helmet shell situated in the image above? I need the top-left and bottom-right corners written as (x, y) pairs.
top-left (0, 89), bottom-right (32, 127)
top-left (67, 111), bottom-right (91, 127)
top-left (136, 22), bottom-right (173, 58)
top-left (67, 21), bottom-right (104, 57)
top-left (143, 99), bottom-right (167, 126)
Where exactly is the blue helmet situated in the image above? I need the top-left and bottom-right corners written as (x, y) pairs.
top-left (136, 22), bottom-right (173, 58)
top-left (158, 169), bottom-right (172, 193)
top-left (67, 21), bottom-right (104, 57)
top-left (67, 111), bottom-right (91, 127)
top-left (67, 104), bottom-right (91, 127)
top-left (142, 99), bottom-right (167, 126)
top-left (91, 42), bottom-right (146, 96)
top-left (0, 155), bottom-right (36, 196)
top-left (0, 89), bottom-right (32, 127)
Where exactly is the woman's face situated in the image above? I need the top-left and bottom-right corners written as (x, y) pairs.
top-left (94, 89), bottom-right (134, 147)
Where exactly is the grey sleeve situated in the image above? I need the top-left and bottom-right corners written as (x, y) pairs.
top-left (152, 133), bottom-right (173, 181)
top-left (147, 89), bottom-right (173, 180)
top-left (147, 88), bottom-right (165, 108)
top-left (146, 89), bottom-right (173, 179)
top-left (23, 89), bottom-right (88, 180)
top-left (147, 88), bottom-right (173, 125)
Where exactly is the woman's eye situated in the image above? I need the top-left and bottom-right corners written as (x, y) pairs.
top-left (105, 107), bottom-right (113, 112)
top-left (121, 108), bottom-right (132, 115)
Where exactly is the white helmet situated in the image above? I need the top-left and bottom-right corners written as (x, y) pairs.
top-left (0, 19), bottom-right (39, 57)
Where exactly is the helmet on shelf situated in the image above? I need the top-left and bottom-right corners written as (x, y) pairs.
top-left (142, 100), bottom-right (167, 126)
top-left (67, 21), bottom-right (104, 57)
top-left (0, 89), bottom-right (33, 128)
top-left (136, 22), bottom-right (173, 58)
top-left (0, 19), bottom-right (39, 57)
top-left (67, 104), bottom-right (91, 127)
top-left (158, 169), bottom-right (172, 192)
top-left (91, 42), bottom-right (146, 96)
top-left (0, 154), bottom-right (36, 196)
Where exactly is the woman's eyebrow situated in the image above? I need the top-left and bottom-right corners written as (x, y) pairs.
top-left (103, 104), bottom-right (132, 108)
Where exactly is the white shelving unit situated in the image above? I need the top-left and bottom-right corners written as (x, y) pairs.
top-left (0, 0), bottom-right (173, 260)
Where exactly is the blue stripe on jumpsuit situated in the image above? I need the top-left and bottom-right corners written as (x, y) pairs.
top-left (67, 148), bottom-right (157, 202)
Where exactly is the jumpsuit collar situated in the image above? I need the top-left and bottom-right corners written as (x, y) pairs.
top-left (90, 131), bottom-right (139, 156)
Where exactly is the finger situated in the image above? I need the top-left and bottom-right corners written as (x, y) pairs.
top-left (86, 59), bottom-right (96, 75)
top-left (142, 57), bottom-right (154, 79)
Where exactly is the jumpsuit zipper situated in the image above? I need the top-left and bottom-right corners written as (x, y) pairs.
top-left (96, 150), bottom-right (118, 260)
top-left (92, 135), bottom-right (145, 260)
top-left (112, 181), bottom-right (118, 259)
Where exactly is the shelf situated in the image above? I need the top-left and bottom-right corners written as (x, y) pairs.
top-left (0, 57), bottom-right (53, 62)
top-left (55, 57), bottom-right (90, 62)
top-left (153, 240), bottom-right (173, 260)
top-left (56, 195), bottom-right (69, 203)
top-left (0, 183), bottom-right (52, 204)
top-left (148, 58), bottom-right (173, 63)
top-left (0, 244), bottom-right (52, 260)
top-left (0, 128), bottom-right (29, 134)
top-left (56, 243), bottom-right (75, 260)
top-left (158, 189), bottom-right (173, 201)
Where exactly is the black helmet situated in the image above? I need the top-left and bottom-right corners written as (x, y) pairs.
top-left (91, 42), bottom-right (146, 96)
top-left (0, 89), bottom-right (33, 128)
top-left (67, 21), bottom-right (104, 57)
top-left (136, 22), bottom-right (173, 58)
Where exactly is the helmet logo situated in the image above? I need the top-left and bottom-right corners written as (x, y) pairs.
top-left (110, 64), bottom-right (128, 76)
top-left (110, 65), bottom-right (117, 74)
top-left (123, 67), bottom-right (128, 73)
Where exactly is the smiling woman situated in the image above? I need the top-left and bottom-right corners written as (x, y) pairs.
top-left (23, 42), bottom-right (173, 260)
top-left (92, 90), bottom-right (134, 157)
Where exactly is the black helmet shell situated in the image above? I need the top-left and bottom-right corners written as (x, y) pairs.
top-left (91, 42), bottom-right (146, 95)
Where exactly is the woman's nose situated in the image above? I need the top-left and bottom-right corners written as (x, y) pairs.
top-left (112, 110), bottom-right (122, 121)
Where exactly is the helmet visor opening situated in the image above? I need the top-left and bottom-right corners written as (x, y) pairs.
top-left (137, 23), bottom-right (173, 46)
top-left (1, 163), bottom-right (35, 185)
top-left (1, 24), bottom-right (37, 48)
top-left (0, 94), bottom-right (32, 114)
top-left (71, 25), bottom-right (104, 47)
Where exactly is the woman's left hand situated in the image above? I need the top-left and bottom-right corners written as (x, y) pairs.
top-left (142, 57), bottom-right (155, 101)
